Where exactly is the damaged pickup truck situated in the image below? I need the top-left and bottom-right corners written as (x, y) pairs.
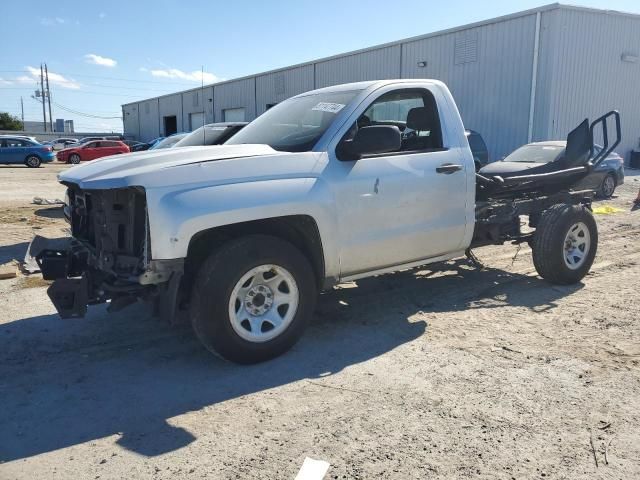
top-left (38, 79), bottom-right (620, 363)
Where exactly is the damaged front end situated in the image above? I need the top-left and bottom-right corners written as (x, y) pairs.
top-left (37, 186), bottom-right (183, 320)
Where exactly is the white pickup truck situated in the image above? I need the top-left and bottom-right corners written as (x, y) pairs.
top-left (38, 79), bottom-right (620, 363)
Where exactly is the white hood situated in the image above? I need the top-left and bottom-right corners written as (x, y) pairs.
top-left (58, 144), bottom-right (322, 190)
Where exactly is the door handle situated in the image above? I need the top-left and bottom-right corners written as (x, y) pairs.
top-left (436, 163), bottom-right (463, 174)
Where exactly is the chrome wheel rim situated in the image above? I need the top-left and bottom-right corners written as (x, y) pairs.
top-left (563, 222), bottom-right (590, 270)
top-left (71, 155), bottom-right (80, 164)
top-left (228, 264), bottom-right (299, 343)
top-left (27, 156), bottom-right (39, 167)
top-left (602, 176), bottom-right (615, 197)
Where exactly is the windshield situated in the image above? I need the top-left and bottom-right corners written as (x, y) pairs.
top-left (151, 134), bottom-right (187, 150)
top-left (174, 125), bottom-right (237, 147)
top-left (504, 144), bottom-right (565, 163)
top-left (225, 90), bottom-right (361, 152)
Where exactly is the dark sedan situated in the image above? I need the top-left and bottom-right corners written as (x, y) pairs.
top-left (123, 140), bottom-right (150, 152)
top-left (479, 141), bottom-right (624, 198)
top-left (173, 122), bottom-right (247, 147)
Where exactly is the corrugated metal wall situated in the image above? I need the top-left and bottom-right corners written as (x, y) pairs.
top-left (213, 77), bottom-right (256, 122)
top-left (122, 104), bottom-right (139, 139)
top-left (138, 99), bottom-right (160, 141)
top-left (255, 65), bottom-right (314, 116)
top-left (158, 94), bottom-right (183, 136)
top-left (124, 6), bottom-right (639, 162)
top-left (126, 13), bottom-right (540, 157)
top-left (531, 9), bottom-right (559, 143)
top-left (401, 14), bottom-right (537, 160)
top-left (315, 45), bottom-right (402, 88)
top-left (182, 87), bottom-right (214, 131)
top-left (541, 8), bottom-right (640, 161)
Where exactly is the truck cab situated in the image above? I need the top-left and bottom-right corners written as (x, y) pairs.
top-left (221, 79), bottom-right (475, 280)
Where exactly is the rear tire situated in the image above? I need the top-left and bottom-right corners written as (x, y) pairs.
top-left (25, 155), bottom-right (41, 168)
top-left (190, 234), bottom-right (317, 364)
top-left (531, 204), bottom-right (598, 284)
top-left (598, 173), bottom-right (616, 198)
top-left (69, 154), bottom-right (81, 164)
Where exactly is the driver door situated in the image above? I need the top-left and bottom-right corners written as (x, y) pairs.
top-left (328, 87), bottom-right (470, 277)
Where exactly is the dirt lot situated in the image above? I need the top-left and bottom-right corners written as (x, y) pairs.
top-left (1, 163), bottom-right (639, 479)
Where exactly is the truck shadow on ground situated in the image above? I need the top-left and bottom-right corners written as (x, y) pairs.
top-left (0, 259), bottom-right (580, 462)
top-left (0, 241), bottom-right (29, 264)
top-left (34, 206), bottom-right (64, 219)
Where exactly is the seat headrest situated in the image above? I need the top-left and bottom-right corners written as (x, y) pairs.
top-left (407, 107), bottom-right (434, 131)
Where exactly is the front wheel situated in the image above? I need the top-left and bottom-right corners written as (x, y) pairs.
top-left (531, 204), bottom-right (598, 285)
top-left (599, 173), bottom-right (616, 198)
top-left (190, 235), bottom-right (317, 364)
top-left (25, 155), bottom-right (41, 168)
top-left (69, 154), bottom-right (81, 164)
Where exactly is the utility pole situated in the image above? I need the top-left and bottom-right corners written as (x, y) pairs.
top-left (45, 63), bottom-right (53, 132)
top-left (20, 97), bottom-right (24, 129)
top-left (39, 64), bottom-right (47, 132)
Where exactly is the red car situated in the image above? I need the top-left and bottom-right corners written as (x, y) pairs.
top-left (57, 140), bottom-right (130, 164)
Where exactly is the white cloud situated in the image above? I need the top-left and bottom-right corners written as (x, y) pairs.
top-left (0, 77), bottom-right (13, 86)
top-left (41, 17), bottom-right (65, 26)
top-left (16, 75), bottom-right (36, 84)
top-left (24, 66), bottom-right (81, 89)
top-left (84, 53), bottom-right (117, 68)
top-left (148, 68), bottom-right (219, 83)
top-left (99, 12), bottom-right (106, 19)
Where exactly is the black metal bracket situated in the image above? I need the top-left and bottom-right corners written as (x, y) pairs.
top-left (590, 110), bottom-right (621, 168)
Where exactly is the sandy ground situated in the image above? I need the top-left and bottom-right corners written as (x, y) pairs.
top-left (0, 163), bottom-right (639, 479)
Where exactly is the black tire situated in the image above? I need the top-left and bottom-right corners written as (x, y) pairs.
top-left (190, 234), bottom-right (317, 364)
top-left (598, 173), bottom-right (616, 198)
top-left (69, 154), bottom-right (81, 164)
top-left (25, 155), bottom-right (41, 168)
top-left (531, 204), bottom-right (598, 285)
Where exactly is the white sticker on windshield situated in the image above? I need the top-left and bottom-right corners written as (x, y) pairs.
top-left (312, 102), bottom-right (346, 114)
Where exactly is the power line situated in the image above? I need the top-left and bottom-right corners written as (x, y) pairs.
top-left (0, 70), bottom-right (198, 86)
top-left (0, 86), bottom-right (148, 98)
top-left (52, 100), bottom-right (122, 119)
top-left (29, 96), bottom-right (122, 120)
top-left (1, 104), bottom-right (121, 114)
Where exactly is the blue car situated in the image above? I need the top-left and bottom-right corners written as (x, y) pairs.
top-left (0, 136), bottom-right (56, 167)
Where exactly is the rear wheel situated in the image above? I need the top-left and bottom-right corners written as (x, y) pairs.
top-left (69, 154), bottom-right (81, 164)
top-left (599, 173), bottom-right (616, 198)
top-left (25, 155), bottom-right (41, 168)
top-left (190, 235), bottom-right (316, 364)
top-left (531, 204), bottom-right (598, 284)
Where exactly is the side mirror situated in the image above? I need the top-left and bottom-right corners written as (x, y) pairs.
top-left (349, 125), bottom-right (401, 158)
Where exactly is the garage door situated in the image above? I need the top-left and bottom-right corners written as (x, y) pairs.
top-left (190, 112), bottom-right (205, 131)
top-left (223, 108), bottom-right (245, 122)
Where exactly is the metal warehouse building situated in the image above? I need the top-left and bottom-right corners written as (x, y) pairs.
top-left (122, 3), bottom-right (640, 162)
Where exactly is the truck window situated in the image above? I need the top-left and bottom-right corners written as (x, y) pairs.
top-left (225, 89), bottom-right (361, 152)
top-left (342, 88), bottom-right (443, 155)
top-left (467, 132), bottom-right (487, 153)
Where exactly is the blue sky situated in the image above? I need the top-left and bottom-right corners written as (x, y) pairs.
top-left (2, 0), bottom-right (639, 133)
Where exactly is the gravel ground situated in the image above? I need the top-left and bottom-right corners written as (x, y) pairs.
top-left (0, 163), bottom-right (639, 479)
